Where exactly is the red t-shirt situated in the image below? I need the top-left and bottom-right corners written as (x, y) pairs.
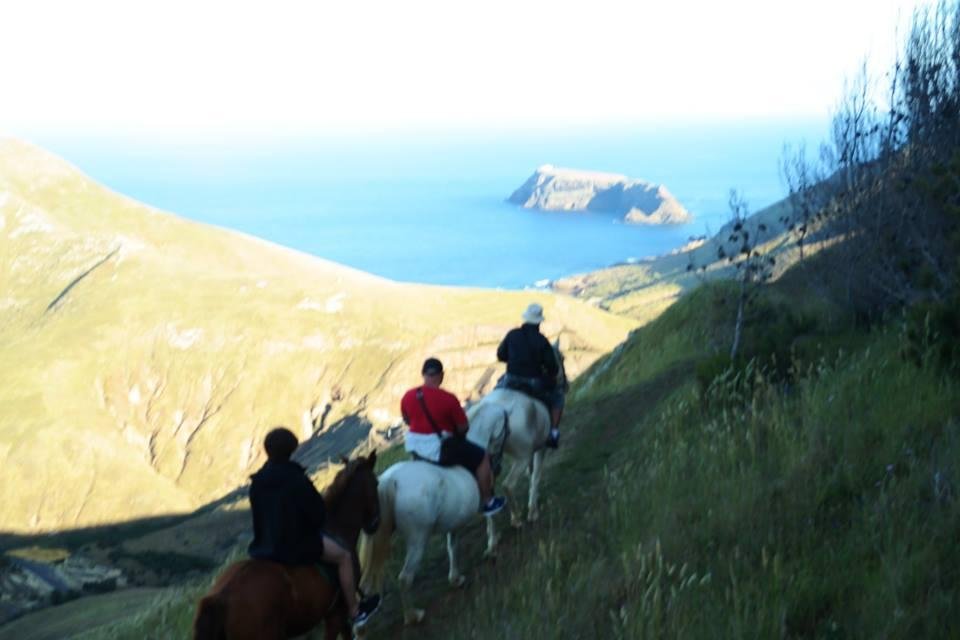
top-left (401, 386), bottom-right (468, 436)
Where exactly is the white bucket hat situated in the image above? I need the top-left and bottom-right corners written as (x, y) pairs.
top-left (522, 303), bottom-right (545, 324)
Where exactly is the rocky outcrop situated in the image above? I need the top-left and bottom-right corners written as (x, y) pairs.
top-left (0, 554), bottom-right (126, 625)
top-left (508, 165), bottom-right (692, 225)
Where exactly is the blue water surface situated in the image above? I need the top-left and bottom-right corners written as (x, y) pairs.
top-left (35, 121), bottom-right (827, 288)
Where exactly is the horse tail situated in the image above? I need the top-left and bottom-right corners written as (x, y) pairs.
top-left (359, 474), bottom-right (397, 594)
top-left (192, 593), bottom-right (227, 640)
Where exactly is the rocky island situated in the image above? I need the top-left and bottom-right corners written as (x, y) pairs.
top-left (508, 164), bottom-right (692, 225)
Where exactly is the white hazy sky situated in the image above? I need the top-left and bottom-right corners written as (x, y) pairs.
top-left (1, 0), bottom-right (926, 137)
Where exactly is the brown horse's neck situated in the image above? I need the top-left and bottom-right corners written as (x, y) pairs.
top-left (325, 488), bottom-right (363, 548)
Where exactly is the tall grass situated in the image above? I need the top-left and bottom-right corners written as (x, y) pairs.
top-left (432, 285), bottom-right (959, 639)
top-left (76, 584), bottom-right (204, 639)
top-left (74, 283), bottom-right (959, 639)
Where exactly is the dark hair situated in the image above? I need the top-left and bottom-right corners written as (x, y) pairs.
top-left (264, 427), bottom-right (299, 461)
top-left (421, 357), bottom-right (444, 375)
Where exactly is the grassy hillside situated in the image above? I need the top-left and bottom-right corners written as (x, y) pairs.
top-left (0, 588), bottom-right (163, 640)
top-left (70, 264), bottom-right (960, 639)
top-left (389, 274), bottom-right (959, 639)
top-left (553, 196), bottom-right (800, 321)
top-left (0, 138), bottom-right (636, 536)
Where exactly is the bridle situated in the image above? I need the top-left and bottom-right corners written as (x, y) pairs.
top-left (363, 510), bottom-right (380, 535)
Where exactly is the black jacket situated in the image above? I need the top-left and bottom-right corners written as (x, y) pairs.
top-left (497, 324), bottom-right (559, 387)
top-left (247, 460), bottom-right (326, 564)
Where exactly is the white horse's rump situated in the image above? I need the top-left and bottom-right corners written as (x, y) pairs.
top-left (466, 388), bottom-right (551, 553)
top-left (359, 411), bottom-right (508, 625)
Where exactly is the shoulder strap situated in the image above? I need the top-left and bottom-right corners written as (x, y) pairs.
top-left (416, 387), bottom-right (444, 440)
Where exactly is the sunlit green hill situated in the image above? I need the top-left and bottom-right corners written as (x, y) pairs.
top-left (0, 138), bottom-right (636, 534)
top-left (59, 254), bottom-right (960, 640)
top-left (553, 196), bottom-right (798, 321)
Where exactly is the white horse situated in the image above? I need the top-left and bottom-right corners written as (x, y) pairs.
top-left (359, 344), bottom-right (566, 625)
top-left (358, 409), bottom-right (509, 625)
top-left (479, 338), bottom-right (567, 533)
top-left (467, 387), bottom-right (552, 554)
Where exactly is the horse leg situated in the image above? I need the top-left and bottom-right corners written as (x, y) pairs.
top-left (398, 532), bottom-right (428, 625)
top-left (501, 461), bottom-right (525, 530)
top-left (528, 449), bottom-right (544, 522)
top-left (446, 531), bottom-right (467, 588)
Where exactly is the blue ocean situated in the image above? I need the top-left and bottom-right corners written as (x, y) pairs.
top-left (38, 120), bottom-right (827, 288)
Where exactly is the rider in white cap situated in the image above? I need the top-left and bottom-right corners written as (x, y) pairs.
top-left (496, 303), bottom-right (564, 448)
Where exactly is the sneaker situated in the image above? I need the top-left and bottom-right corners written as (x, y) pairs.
top-left (545, 431), bottom-right (560, 449)
top-left (481, 495), bottom-right (506, 515)
top-left (351, 594), bottom-right (381, 629)
top-left (351, 609), bottom-right (372, 631)
top-left (359, 594), bottom-right (381, 615)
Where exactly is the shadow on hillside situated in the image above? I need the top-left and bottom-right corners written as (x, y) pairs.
top-left (0, 414), bottom-right (373, 554)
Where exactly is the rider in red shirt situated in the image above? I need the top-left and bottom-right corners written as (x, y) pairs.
top-left (401, 357), bottom-right (506, 515)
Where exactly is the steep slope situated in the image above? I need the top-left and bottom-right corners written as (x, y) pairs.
top-left (415, 278), bottom-right (960, 639)
top-left (69, 272), bottom-right (960, 640)
top-left (0, 139), bottom-right (636, 534)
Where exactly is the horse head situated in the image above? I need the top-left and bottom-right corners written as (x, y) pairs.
top-left (326, 452), bottom-right (380, 537)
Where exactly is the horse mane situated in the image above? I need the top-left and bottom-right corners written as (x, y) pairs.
top-left (323, 458), bottom-right (365, 508)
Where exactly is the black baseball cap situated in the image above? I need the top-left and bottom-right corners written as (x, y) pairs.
top-left (422, 357), bottom-right (444, 375)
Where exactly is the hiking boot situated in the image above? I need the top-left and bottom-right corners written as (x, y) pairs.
top-left (481, 495), bottom-right (506, 516)
top-left (351, 594), bottom-right (381, 629)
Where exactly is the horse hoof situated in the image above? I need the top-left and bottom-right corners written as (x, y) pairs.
top-left (449, 574), bottom-right (466, 589)
top-left (528, 511), bottom-right (539, 523)
top-left (404, 609), bottom-right (426, 625)
top-left (483, 547), bottom-right (498, 560)
top-left (510, 518), bottom-right (524, 530)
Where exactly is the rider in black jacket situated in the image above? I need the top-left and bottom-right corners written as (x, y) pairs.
top-left (248, 427), bottom-right (380, 631)
top-left (497, 303), bottom-right (564, 448)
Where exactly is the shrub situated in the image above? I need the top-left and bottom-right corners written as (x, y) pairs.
top-left (902, 297), bottom-right (960, 374)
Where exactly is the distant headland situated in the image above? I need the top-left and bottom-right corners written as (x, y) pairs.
top-left (508, 164), bottom-right (692, 225)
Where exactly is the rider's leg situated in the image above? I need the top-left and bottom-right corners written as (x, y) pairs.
top-left (475, 454), bottom-right (507, 514)
top-left (546, 393), bottom-right (563, 448)
top-left (320, 535), bottom-right (360, 617)
top-left (474, 454), bottom-right (494, 504)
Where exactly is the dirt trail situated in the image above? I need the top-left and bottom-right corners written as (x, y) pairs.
top-left (366, 362), bottom-right (693, 639)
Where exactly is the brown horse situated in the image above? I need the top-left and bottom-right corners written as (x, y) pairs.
top-left (193, 452), bottom-right (380, 640)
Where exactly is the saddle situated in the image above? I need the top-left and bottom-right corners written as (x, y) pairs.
top-left (408, 452), bottom-right (475, 472)
top-left (495, 373), bottom-right (551, 411)
top-left (409, 451), bottom-right (440, 465)
top-left (315, 560), bottom-right (340, 590)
